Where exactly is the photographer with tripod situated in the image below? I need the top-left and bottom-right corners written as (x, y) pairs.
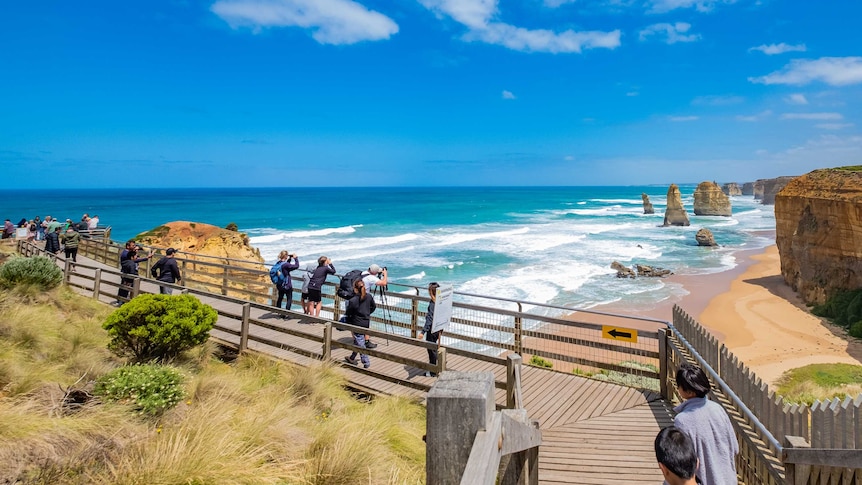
top-left (360, 264), bottom-right (388, 349)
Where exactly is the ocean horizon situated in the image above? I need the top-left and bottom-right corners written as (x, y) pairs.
top-left (3, 185), bottom-right (775, 313)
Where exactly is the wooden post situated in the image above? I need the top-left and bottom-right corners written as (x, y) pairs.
top-left (239, 303), bottom-right (251, 352)
top-left (658, 328), bottom-right (669, 400)
top-left (507, 354), bottom-right (523, 409)
top-left (323, 322), bottom-right (332, 361)
top-left (514, 302), bottom-right (523, 355)
top-left (64, 258), bottom-right (72, 283)
top-left (132, 277), bottom-right (141, 298)
top-left (426, 372), bottom-right (495, 485)
top-left (438, 347), bottom-right (447, 375)
top-left (92, 269), bottom-right (102, 300)
top-left (222, 266), bottom-right (229, 296)
top-left (411, 298), bottom-right (419, 339)
top-left (783, 435), bottom-right (811, 485)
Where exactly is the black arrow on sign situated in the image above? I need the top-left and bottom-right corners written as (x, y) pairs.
top-left (608, 329), bottom-right (632, 339)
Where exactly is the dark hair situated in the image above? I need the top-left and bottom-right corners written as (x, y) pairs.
top-left (655, 426), bottom-right (697, 480)
top-left (675, 362), bottom-right (711, 398)
top-left (353, 278), bottom-right (366, 299)
top-left (318, 256), bottom-right (328, 266)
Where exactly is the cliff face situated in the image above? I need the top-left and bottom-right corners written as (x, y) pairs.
top-left (775, 168), bottom-right (862, 304)
top-left (135, 221), bottom-right (263, 263)
top-left (663, 184), bottom-right (690, 226)
top-left (761, 176), bottom-right (796, 205)
top-left (742, 182), bottom-right (754, 196)
top-left (753, 179), bottom-right (766, 200)
top-left (722, 183), bottom-right (742, 196)
top-left (694, 181), bottom-right (732, 216)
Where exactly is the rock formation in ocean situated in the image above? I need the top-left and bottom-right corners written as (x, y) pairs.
top-left (753, 179), bottom-right (766, 200)
top-left (662, 184), bottom-right (690, 226)
top-left (741, 182), bottom-right (754, 196)
top-left (635, 264), bottom-right (672, 277)
top-left (722, 183), bottom-right (742, 196)
top-left (135, 221), bottom-right (263, 263)
top-left (695, 228), bottom-right (718, 247)
top-left (641, 193), bottom-right (655, 214)
top-left (775, 167), bottom-right (862, 304)
top-left (611, 261), bottom-right (635, 278)
top-left (760, 176), bottom-right (796, 205)
top-left (693, 181), bottom-right (732, 216)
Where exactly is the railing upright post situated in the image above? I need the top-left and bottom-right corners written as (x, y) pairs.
top-left (514, 302), bottom-right (523, 355)
top-left (92, 269), bottom-right (102, 300)
top-left (437, 347), bottom-right (447, 376)
top-left (411, 298), bottom-right (419, 339)
top-left (333, 295), bottom-right (342, 322)
top-left (507, 354), bottom-right (523, 409)
top-left (658, 327), bottom-right (669, 399)
top-left (132, 277), bottom-right (141, 298)
top-left (323, 322), bottom-right (332, 361)
top-left (239, 303), bottom-right (251, 352)
top-left (222, 266), bottom-right (229, 296)
top-left (63, 258), bottom-right (72, 283)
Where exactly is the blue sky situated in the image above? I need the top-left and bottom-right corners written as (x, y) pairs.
top-left (2, 0), bottom-right (861, 187)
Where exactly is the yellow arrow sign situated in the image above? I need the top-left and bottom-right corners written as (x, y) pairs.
top-left (602, 326), bottom-right (638, 343)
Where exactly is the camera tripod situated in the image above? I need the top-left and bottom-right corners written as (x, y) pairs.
top-left (373, 282), bottom-right (395, 345)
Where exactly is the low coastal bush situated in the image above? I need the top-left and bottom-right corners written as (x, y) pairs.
top-left (776, 363), bottom-right (862, 405)
top-left (94, 364), bottom-right (185, 415)
top-left (225, 222), bottom-right (238, 231)
top-left (529, 355), bottom-right (553, 368)
top-left (812, 289), bottom-right (862, 338)
top-left (591, 361), bottom-right (660, 392)
top-left (0, 255), bottom-right (63, 290)
top-left (103, 294), bottom-right (217, 361)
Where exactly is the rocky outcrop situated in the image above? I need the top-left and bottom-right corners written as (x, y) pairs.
top-left (693, 181), bottom-right (732, 216)
top-left (641, 193), bottom-right (655, 214)
top-left (753, 180), bottom-right (765, 200)
top-left (742, 182), bottom-right (754, 196)
top-left (635, 264), bottom-right (672, 277)
top-left (135, 221), bottom-right (263, 264)
top-left (722, 183), bottom-right (742, 196)
top-left (775, 167), bottom-right (862, 304)
top-left (663, 184), bottom-right (690, 226)
top-left (761, 176), bottom-right (796, 205)
top-left (611, 261), bottom-right (635, 278)
top-left (695, 228), bottom-right (718, 247)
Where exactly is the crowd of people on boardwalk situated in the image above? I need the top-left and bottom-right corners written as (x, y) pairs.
top-left (2, 213), bottom-right (101, 242)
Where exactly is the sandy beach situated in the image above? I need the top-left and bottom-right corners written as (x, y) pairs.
top-left (620, 245), bottom-right (862, 385)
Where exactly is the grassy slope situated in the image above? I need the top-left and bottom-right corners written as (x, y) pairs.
top-left (0, 283), bottom-right (426, 484)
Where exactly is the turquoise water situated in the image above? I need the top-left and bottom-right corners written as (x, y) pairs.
top-left (3, 185), bottom-right (775, 311)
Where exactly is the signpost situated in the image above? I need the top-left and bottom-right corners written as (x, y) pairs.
top-left (431, 284), bottom-right (453, 334)
top-left (601, 325), bottom-right (638, 343)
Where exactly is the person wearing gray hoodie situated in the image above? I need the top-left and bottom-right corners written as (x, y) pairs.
top-left (673, 363), bottom-right (739, 485)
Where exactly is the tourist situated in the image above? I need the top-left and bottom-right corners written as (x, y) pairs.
top-left (88, 214), bottom-right (99, 230)
top-left (116, 246), bottom-right (153, 305)
top-left (45, 216), bottom-right (61, 234)
top-left (44, 227), bottom-right (61, 254)
top-left (418, 281), bottom-right (442, 377)
top-left (655, 426), bottom-right (699, 485)
top-left (344, 278), bottom-right (375, 369)
top-left (359, 264), bottom-right (388, 349)
top-left (673, 362), bottom-right (738, 485)
top-left (34, 216), bottom-right (43, 241)
top-left (307, 256), bottom-right (335, 317)
top-left (2, 219), bottom-right (13, 239)
top-left (273, 250), bottom-right (300, 314)
top-left (60, 225), bottom-right (80, 267)
top-left (300, 261), bottom-right (316, 314)
top-left (151, 248), bottom-right (182, 294)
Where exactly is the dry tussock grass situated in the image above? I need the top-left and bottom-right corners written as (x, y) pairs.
top-left (0, 285), bottom-right (426, 484)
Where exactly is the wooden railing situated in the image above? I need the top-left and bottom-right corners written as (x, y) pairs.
top-left (668, 306), bottom-right (862, 485)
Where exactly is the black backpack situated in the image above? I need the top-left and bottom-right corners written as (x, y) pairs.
top-left (337, 270), bottom-right (364, 299)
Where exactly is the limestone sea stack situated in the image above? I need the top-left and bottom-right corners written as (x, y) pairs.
top-left (722, 183), bottom-right (742, 196)
top-left (693, 181), bottom-right (732, 216)
top-left (695, 228), bottom-right (718, 247)
top-left (775, 167), bottom-right (862, 304)
top-left (663, 184), bottom-right (690, 226)
top-left (642, 193), bottom-right (655, 214)
top-left (753, 179), bottom-right (766, 200)
top-left (741, 182), bottom-right (754, 196)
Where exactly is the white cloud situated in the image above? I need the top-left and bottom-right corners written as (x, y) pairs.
top-left (691, 95), bottom-right (744, 106)
top-left (784, 93), bottom-right (809, 105)
top-left (544, 0), bottom-right (577, 6)
top-left (748, 43), bottom-right (807, 55)
top-left (639, 22), bottom-right (700, 44)
top-left (502, 90), bottom-right (516, 99)
top-left (780, 112), bottom-right (843, 120)
top-left (749, 57), bottom-right (862, 86)
top-left (419, 0), bottom-right (621, 53)
top-left (211, 0), bottom-right (398, 44)
top-left (626, 91), bottom-right (639, 96)
top-left (816, 123), bottom-right (854, 130)
top-left (735, 110), bottom-right (772, 122)
top-left (646, 0), bottom-right (735, 14)
top-left (669, 115), bottom-right (699, 122)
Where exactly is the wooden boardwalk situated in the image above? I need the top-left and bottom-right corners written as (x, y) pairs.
top-left (61, 254), bottom-right (674, 484)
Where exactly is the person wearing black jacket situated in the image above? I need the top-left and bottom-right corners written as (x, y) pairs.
top-left (116, 247), bottom-right (153, 305)
top-left (151, 248), bottom-right (182, 294)
top-left (44, 227), bottom-right (61, 254)
top-left (344, 279), bottom-right (376, 369)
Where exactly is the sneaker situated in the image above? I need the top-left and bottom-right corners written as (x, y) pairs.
top-left (365, 341), bottom-right (378, 349)
top-left (424, 371), bottom-right (438, 377)
top-left (344, 356), bottom-right (358, 366)
top-left (363, 363), bottom-right (371, 369)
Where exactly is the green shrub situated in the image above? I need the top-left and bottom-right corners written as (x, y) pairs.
top-left (850, 320), bottom-right (862, 339)
top-left (813, 289), bottom-right (862, 331)
top-left (94, 363), bottom-right (185, 415)
top-left (0, 255), bottom-right (63, 290)
top-left (225, 222), bottom-right (238, 232)
top-left (529, 355), bottom-right (552, 368)
top-left (103, 294), bottom-right (217, 361)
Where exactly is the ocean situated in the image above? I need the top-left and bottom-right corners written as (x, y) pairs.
top-left (4, 186), bottom-right (775, 312)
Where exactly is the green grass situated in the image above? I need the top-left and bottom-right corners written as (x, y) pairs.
top-left (776, 363), bottom-right (862, 405)
top-left (528, 355), bottom-right (553, 368)
top-left (834, 165), bottom-right (862, 171)
top-left (0, 282), bottom-right (426, 484)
